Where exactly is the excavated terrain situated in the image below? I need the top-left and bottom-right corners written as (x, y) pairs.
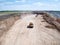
top-left (0, 13), bottom-right (60, 45)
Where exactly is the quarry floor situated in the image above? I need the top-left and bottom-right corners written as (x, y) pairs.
top-left (0, 14), bottom-right (60, 45)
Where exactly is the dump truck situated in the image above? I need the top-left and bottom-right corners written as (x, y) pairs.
top-left (27, 22), bottom-right (33, 28)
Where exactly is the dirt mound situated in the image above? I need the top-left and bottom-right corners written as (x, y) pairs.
top-left (0, 14), bottom-right (20, 37)
top-left (42, 13), bottom-right (60, 31)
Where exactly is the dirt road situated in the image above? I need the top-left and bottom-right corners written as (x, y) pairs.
top-left (1, 14), bottom-right (60, 45)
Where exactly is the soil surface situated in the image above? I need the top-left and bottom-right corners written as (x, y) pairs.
top-left (0, 14), bottom-right (60, 45)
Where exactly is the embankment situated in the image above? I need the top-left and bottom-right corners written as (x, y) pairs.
top-left (42, 13), bottom-right (60, 31)
top-left (0, 13), bottom-right (20, 37)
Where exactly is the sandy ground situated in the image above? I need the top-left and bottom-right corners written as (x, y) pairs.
top-left (0, 14), bottom-right (60, 45)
